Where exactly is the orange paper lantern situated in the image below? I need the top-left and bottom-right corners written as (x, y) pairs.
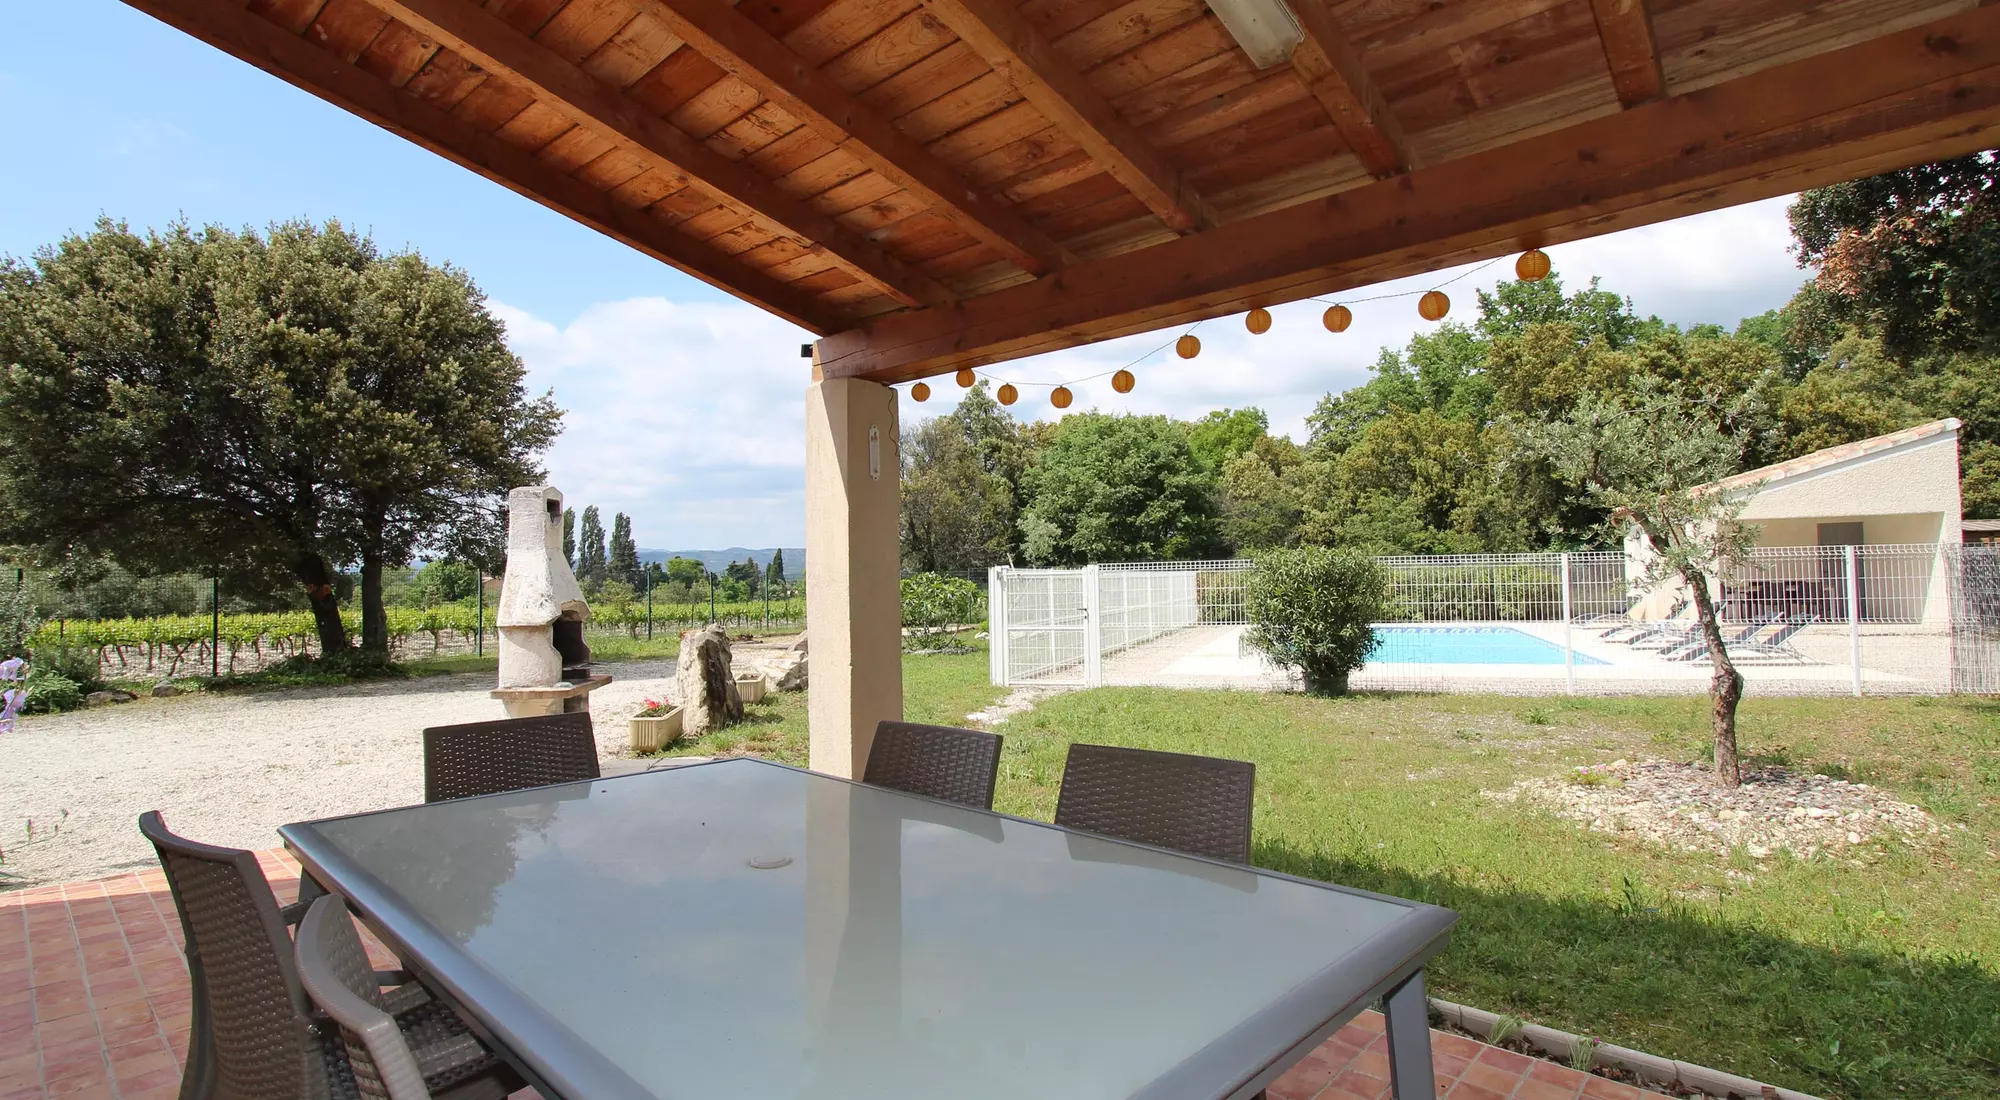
top-left (1176, 334), bottom-right (1201, 359)
top-left (911, 381), bottom-right (931, 402)
top-left (1323, 304), bottom-right (1352, 333)
top-left (1516, 249), bottom-right (1551, 282)
top-left (1418, 290), bottom-right (1450, 321)
top-left (1112, 369), bottom-right (1136, 394)
top-left (997, 383), bottom-right (1018, 406)
top-left (1246, 307), bottom-right (1272, 335)
top-left (1051, 386), bottom-right (1073, 409)
top-left (955, 367), bottom-right (976, 388)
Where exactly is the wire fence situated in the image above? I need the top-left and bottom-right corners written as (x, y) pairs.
top-left (5, 563), bottom-right (808, 678)
top-left (990, 544), bottom-right (2000, 696)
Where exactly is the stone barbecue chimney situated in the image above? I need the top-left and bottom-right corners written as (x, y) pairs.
top-left (492, 485), bottom-right (609, 717)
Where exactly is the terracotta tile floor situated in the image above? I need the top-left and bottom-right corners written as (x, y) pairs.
top-left (0, 852), bottom-right (1671, 1100)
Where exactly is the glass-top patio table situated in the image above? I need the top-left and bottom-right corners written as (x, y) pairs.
top-left (280, 757), bottom-right (1456, 1100)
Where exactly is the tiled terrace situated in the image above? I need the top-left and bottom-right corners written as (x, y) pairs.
top-left (1, 853), bottom-right (1669, 1100)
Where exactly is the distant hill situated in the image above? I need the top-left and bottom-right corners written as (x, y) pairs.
top-left (638, 547), bottom-right (804, 579)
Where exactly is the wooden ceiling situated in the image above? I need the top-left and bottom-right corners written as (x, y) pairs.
top-left (126, 0), bottom-right (2000, 381)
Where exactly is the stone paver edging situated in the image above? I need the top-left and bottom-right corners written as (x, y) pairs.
top-left (1430, 998), bottom-right (1824, 1100)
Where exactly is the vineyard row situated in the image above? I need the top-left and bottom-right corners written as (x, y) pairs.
top-left (18, 599), bottom-right (808, 677)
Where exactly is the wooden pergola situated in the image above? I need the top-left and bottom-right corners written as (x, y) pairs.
top-left (126, 0), bottom-right (2000, 772)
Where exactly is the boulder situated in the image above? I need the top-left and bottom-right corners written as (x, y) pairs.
top-left (85, 689), bottom-right (137, 707)
top-left (151, 681), bottom-right (184, 698)
top-left (785, 632), bottom-right (808, 654)
top-left (674, 625), bottom-right (744, 738)
top-left (766, 650), bottom-right (808, 692)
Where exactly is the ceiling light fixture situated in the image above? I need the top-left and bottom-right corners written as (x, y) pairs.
top-left (1205, 0), bottom-right (1305, 69)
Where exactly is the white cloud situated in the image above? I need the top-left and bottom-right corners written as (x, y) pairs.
top-left (511, 196), bottom-right (1813, 547)
top-left (494, 296), bottom-right (812, 550)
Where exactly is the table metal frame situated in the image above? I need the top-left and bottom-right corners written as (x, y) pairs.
top-left (283, 758), bottom-right (1455, 1100)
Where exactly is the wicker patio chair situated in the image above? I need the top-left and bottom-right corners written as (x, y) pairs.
top-left (862, 720), bottom-right (1004, 809)
top-left (296, 895), bottom-right (511, 1100)
top-left (1054, 744), bottom-right (1256, 864)
top-left (138, 812), bottom-right (519, 1100)
top-left (422, 712), bottom-right (599, 803)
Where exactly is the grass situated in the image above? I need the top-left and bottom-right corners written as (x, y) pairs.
top-left (683, 653), bottom-right (1999, 1099)
top-left (996, 690), bottom-right (2000, 1100)
top-left (662, 634), bottom-right (1002, 764)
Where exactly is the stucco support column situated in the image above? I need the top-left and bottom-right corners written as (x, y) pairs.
top-left (805, 374), bottom-right (903, 777)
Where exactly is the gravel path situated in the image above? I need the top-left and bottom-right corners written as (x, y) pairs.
top-left (0, 659), bottom-right (687, 888)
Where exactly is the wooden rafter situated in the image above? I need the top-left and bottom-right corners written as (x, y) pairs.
top-left (366, 0), bottom-right (952, 309)
top-left (122, 0), bottom-right (843, 332)
top-left (627, 0), bottom-right (1072, 274)
top-left (1589, 0), bottom-right (1666, 107)
top-left (1287, 0), bottom-right (1407, 179)
top-left (813, 7), bottom-right (2000, 381)
top-left (916, 0), bottom-right (1218, 233)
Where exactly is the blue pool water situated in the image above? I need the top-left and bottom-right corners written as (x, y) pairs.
top-left (1367, 626), bottom-right (1607, 666)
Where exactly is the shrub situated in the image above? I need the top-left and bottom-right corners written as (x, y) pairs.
top-left (1244, 547), bottom-right (1388, 695)
top-left (22, 668), bottom-right (84, 714)
top-left (228, 648), bottom-right (409, 687)
top-left (30, 646), bottom-right (102, 692)
top-left (900, 573), bottom-right (984, 649)
top-left (1380, 561), bottom-right (1562, 622)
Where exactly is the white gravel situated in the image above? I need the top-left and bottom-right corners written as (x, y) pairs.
top-left (0, 659), bottom-right (684, 888)
top-left (1486, 758), bottom-right (1960, 859)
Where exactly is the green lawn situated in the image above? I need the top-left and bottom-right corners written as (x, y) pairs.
top-left (675, 646), bottom-right (2000, 1099)
top-left (662, 641), bottom-right (998, 763)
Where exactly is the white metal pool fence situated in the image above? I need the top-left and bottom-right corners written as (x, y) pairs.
top-left (989, 544), bottom-right (2000, 696)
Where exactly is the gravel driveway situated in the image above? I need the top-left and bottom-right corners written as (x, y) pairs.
top-left (0, 659), bottom-right (682, 888)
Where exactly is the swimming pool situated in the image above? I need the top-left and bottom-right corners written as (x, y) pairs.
top-left (1367, 626), bottom-right (1607, 666)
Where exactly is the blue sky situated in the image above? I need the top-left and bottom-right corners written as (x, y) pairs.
top-left (0, 1), bottom-right (1814, 549)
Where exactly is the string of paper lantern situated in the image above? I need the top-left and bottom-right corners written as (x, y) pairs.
top-left (905, 251), bottom-right (1547, 407)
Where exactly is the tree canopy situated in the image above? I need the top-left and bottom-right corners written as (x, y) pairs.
top-left (608, 512), bottom-right (640, 587)
top-left (901, 384), bottom-right (1017, 572)
top-left (1789, 152), bottom-right (2000, 359)
top-left (1017, 413), bottom-right (1222, 566)
top-left (576, 506), bottom-right (607, 586)
top-left (0, 218), bottom-right (559, 653)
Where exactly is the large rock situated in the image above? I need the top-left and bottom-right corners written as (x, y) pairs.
top-left (675, 625), bottom-right (744, 738)
top-left (85, 689), bottom-right (137, 707)
top-left (151, 681), bottom-right (184, 698)
top-left (766, 650), bottom-right (808, 692)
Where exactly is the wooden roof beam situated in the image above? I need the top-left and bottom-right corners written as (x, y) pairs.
top-left (368, 0), bottom-right (952, 308)
top-left (916, 0), bottom-right (1219, 233)
top-left (628, 0), bottom-right (1072, 273)
top-left (1286, 0), bottom-right (1407, 178)
top-left (121, 0), bottom-right (843, 332)
top-left (1589, 0), bottom-right (1666, 107)
top-left (813, 5), bottom-right (2000, 380)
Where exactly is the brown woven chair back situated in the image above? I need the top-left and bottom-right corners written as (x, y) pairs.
top-left (863, 721), bottom-right (1003, 809)
top-left (139, 811), bottom-right (328, 1100)
top-left (422, 712), bottom-right (600, 803)
top-left (295, 897), bottom-right (424, 1100)
top-left (1054, 744), bottom-right (1256, 864)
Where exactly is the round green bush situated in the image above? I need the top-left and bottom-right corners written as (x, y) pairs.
top-left (1244, 547), bottom-right (1388, 695)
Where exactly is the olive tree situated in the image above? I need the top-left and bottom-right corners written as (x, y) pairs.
top-left (1518, 377), bottom-right (1758, 787)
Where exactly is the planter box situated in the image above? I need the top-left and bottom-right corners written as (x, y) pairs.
top-left (628, 707), bottom-right (684, 753)
top-left (734, 670), bottom-right (768, 704)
